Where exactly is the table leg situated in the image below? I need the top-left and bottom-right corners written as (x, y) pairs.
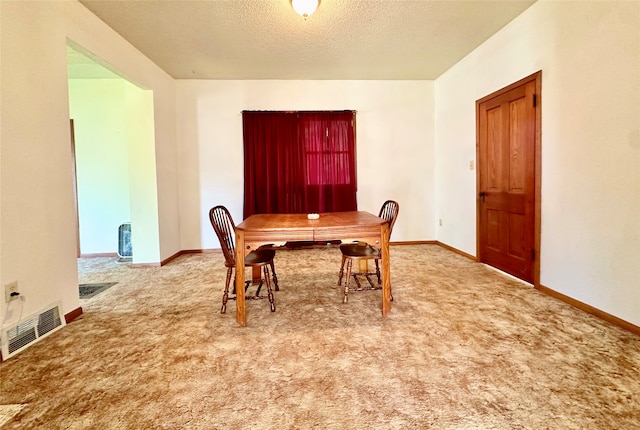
top-left (252, 266), bottom-right (261, 282)
top-left (381, 223), bottom-right (391, 315)
top-left (358, 259), bottom-right (369, 272)
top-left (235, 230), bottom-right (247, 327)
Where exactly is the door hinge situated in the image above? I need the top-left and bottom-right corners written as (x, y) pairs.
top-left (531, 249), bottom-right (536, 261)
top-left (533, 94), bottom-right (537, 107)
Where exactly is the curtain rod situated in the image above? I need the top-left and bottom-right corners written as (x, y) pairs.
top-left (241, 110), bottom-right (357, 114)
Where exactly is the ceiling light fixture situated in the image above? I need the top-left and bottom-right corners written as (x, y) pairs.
top-left (290, 0), bottom-right (320, 19)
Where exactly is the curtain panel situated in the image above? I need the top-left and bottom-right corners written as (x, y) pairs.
top-left (242, 110), bottom-right (357, 218)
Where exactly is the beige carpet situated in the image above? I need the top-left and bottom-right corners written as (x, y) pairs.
top-left (0, 245), bottom-right (638, 429)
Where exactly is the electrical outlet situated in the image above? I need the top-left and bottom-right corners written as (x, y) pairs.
top-left (5, 281), bottom-right (19, 302)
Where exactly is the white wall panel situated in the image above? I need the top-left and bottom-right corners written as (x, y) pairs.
top-left (176, 80), bottom-right (435, 249)
top-left (435, 1), bottom-right (640, 325)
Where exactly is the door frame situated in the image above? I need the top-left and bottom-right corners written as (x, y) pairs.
top-left (70, 119), bottom-right (81, 258)
top-left (475, 70), bottom-right (542, 286)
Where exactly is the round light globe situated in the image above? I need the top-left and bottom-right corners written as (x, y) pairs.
top-left (291, 0), bottom-right (320, 18)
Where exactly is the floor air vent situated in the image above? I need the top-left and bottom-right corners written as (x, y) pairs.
top-left (1, 302), bottom-right (65, 360)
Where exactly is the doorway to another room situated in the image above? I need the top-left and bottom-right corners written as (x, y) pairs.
top-left (67, 41), bottom-right (159, 281)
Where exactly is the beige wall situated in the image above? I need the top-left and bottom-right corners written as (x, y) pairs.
top-left (176, 80), bottom-right (435, 250)
top-left (435, 0), bottom-right (640, 325)
top-left (0, 1), bottom-right (178, 326)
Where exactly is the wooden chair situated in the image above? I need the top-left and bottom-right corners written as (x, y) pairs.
top-left (337, 200), bottom-right (399, 303)
top-left (209, 205), bottom-right (278, 314)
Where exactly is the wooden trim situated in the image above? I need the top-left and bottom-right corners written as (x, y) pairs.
top-left (160, 249), bottom-right (221, 266)
top-left (164, 242), bottom-right (431, 262)
top-left (433, 241), bottom-right (638, 337)
top-left (131, 262), bottom-right (161, 268)
top-left (476, 71), bottom-right (541, 104)
top-left (536, 284), bottom-right (640, 337)
top-left (161, 250), bottom-right (186, 266)
top-left (117, 243), bottom-right (434, 268)
top-left (533, 71), bottom-right (542, 288)
top-left (391, 240), bottom-right (436, 246)
top-left (80, 252), bottom-right (118, 258)
top-left (175, 248), bottom-right (219, 255)
top-left (70, 119), bottom-right (80, 258)
top-left (475, 88), bottom-right (482, 262)
top-left (436, 241), bottom-right (476, 261)
top-left (65, 307), bottom-right (83, 324)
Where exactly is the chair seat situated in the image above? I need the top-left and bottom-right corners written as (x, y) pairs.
top-left (223, 249), bottom-right (276, 268)
top-left (339, 243), bottom-right (380, 258)
top-left (244, 249), bottom-right (276, 266)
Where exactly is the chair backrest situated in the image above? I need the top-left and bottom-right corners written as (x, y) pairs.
top-left (209, 205), bottom-right (236, 267)
top-left (378, 200), bottom-right (399, 236)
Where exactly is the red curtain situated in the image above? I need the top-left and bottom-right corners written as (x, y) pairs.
top-left (243, 111), bottom-right (357, 218)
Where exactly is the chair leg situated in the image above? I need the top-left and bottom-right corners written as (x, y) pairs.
top-left (343, 259), bottom-right (353, 304)
top-left (254, 279), bottom-right (264, 298)
top-left (364, 273), bottom-right (376, 289)
top-left (353, 273), bottom-right (363, 290)
top-left (221, 267), bottom-right (233, 314)
top-left (263, 266), bottom-right (276, 312)
top-left (338, 255), bottom-right (347, 286)
top-left (270, 261), bottom-right (279, 291)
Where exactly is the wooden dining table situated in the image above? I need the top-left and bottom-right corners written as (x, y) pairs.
top-left (234, 211), bottom-right (391, 327)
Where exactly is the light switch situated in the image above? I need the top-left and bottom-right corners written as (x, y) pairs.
top-left (469, 160), bottom-right (475, 170)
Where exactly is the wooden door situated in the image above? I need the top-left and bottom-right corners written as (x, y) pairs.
top-left (477, 73), bottom-right (540, 284)
top-left (70, 119), bottom-right (80, 257)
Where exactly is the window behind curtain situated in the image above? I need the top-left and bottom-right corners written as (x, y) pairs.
top-left (242, 110), bottom-right (357, 218)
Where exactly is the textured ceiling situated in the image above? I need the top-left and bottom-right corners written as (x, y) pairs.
top-left (76, 0), bottom-right (536, 80)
